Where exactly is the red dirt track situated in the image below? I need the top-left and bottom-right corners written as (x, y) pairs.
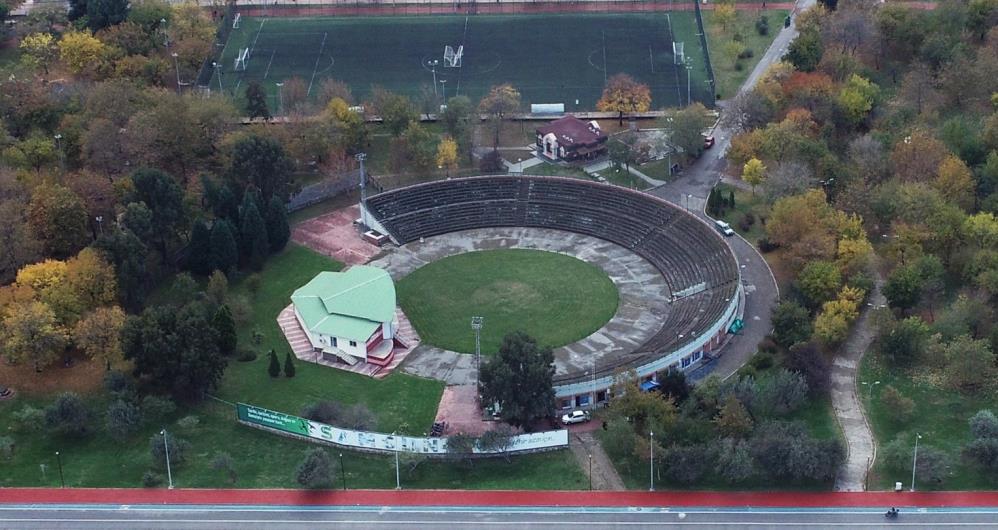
top-left (2, 488), bottom-right (997, 507)
top-left (235, 1), bottom-right (795, 18)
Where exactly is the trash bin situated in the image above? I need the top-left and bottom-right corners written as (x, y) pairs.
top-left (784, 16), bottom-right (791, 28)
top-left (895, 482), bottom-right (903, 492)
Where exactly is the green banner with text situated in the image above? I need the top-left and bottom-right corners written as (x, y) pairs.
top-left (237, 403), bottom-right (310, 436)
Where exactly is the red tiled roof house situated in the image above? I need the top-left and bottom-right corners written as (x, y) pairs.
top-left (535, 116), bottom-right (608, 162)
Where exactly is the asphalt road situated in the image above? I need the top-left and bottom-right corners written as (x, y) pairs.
top-left (3, 504), bottom-right (998, 529)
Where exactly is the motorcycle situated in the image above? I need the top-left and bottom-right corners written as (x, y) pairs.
top-left (885, 508), bottom-right (899, 519)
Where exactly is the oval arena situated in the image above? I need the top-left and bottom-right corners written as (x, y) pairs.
top-left (362, 175), bottom-right (742, 409)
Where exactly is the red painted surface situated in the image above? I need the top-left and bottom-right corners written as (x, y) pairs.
top-left (235, 2), bottom-right (798, 18)
top-left (1, 488), bottom-right (996, 507)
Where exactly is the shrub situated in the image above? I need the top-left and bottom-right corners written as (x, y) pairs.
top-left (106, 399), bottom-right (143, 440)
top-left (753, 370), bottom-right (808, 417)
top-left (970, 410), bottom-right (998, 440)
top-left (785, 342), bottom-right (831, 396)
top-left (103, 370), bottom-right (135, 398)
top-left (176, 415), bottom-right (200, 430)
top-left (267, 350), bottom-right (281, 378)
top-left (45, 393), bottom-right (92, 438)
top-left (756, 15), bottom-right (769, 35)
top-left (245, 273), bottom-right (262, 297)
top-left (734, 62), bottom-right (745, 72)
top-left (963, 437), bottom-right (998, 471)
top-left (141, 395), bottom-right (177, 421)
top-left (296, 448), bottom-right (334, 489)
top-left (0, 436), bottom-right (14, 460)
top-left (880, 385), bottom-right (915, 424)
top-left (737, 48), bottom-right (755, 60)
top-left (749, 351), bottom-right (775, 371)
top-left (12, 405), bottom-right (44, 433)
top-left (149, 431), bottom-right (190, 469)
top-left (284, 351), bottom-right (296, 378)
top-left (757, 238), bottom-right (780, 253)
top-left (142, 471), bottom-right (163, 488)
top-left (301, 400), bottom-right (377, 431)
top-left (211, 451), bottom-right (238, 484)
top-left (236, 349), bottom-right (257, 362)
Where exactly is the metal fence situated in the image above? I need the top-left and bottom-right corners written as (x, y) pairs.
top-left (286, 169), bottom-right (363, 212)
top-left (692, 0), bottom-right (717, 107)
top-left (195, 0), bottom-right (237, 89)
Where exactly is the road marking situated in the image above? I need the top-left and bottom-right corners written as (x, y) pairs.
top-left (1, 518), bottom-right (997, 526)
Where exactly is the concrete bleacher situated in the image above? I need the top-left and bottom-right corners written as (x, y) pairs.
top-left (365, 175), bottom-right (739, 359)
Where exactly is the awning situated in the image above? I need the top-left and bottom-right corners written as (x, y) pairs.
top-left (640, 380), bottom-right (660, 392)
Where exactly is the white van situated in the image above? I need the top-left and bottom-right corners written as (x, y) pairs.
top-left (714, 220), bottom-right (735, 237)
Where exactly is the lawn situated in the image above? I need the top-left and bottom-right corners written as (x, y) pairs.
top-left (397, 249), bottom-right (619, 354)
top-left (713, 184), bottom-right (768, 244)
top-left (523, 162), bottom-right (589, 179)
top-left (595, 166), bottom-right (650, 190)
top-left (860, 350), bottom-right (998, 490)
top-left (703, 9), bottom-right (790, 100)
top-left (215, 13), bottom-right (708, 109)
top-left (637, 158), bottom-right (676, 182)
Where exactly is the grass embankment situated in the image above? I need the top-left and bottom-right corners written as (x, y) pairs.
top-left (398, 249), bottom-right (619, 354)
top-left (860, 349), bottom-right (998, 490)
top-left (704, 9), bottom-right (790, 100)
top-left (0, 244), bottom-right (585, 489)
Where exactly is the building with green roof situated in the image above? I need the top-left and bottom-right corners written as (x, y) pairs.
top-left (291, 265), bottom-right (397, 366)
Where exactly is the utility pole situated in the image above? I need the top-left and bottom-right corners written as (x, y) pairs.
top-left (357, 153), bottom-right (368, 228)
top-left (471, 316), bottom-right (484, 391)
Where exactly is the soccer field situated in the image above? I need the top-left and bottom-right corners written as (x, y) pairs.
top-left (215, 13), bottom-right (712, 110)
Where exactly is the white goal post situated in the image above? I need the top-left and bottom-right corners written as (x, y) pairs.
top-left (673, 41), bottom-right (685, 65)
top-left (232, 12), bottom-right (241, 29)
top-left (234, 48), bottom-right (249, 71)
top-left (443, 45), bottom-right (463, 68)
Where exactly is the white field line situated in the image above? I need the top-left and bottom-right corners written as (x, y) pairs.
top-left (307, 32), bottom-right (328, 97)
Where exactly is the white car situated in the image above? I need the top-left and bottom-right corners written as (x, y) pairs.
top-left (561, 410), bottom-right (591, 425)
top-left (714, 220), bottom-right (735, 237)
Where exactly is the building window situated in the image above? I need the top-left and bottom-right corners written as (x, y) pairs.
top-left (349, 340), bottom-right (357, 347)
top-left (577, 395), bottom-right (590, 407)
top-left (692, 351), bottom-right (702, 362)
top-left (681, 356), bottom-right (692, 369)
top-left (560, 399), bottom-right (572, 410)
top-left (331, 337), bottom-right (337, 347)
top-left (596, 390), bottom-right (607, 403)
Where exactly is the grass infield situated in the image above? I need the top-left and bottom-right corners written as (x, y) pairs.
top-left (216, 13), bottom-right (711, 109)
top-left (397, 249), bottom-right (619, 354)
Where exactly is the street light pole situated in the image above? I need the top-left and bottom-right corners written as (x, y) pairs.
top-left (161, 429), bottom-right (174, 489)
top-left (471, 316), bottom-right (484, 391)
top-left (428, 60), bottom-right (439, 98)
top-left (588, 453), bottom-right (593, 491)
top-left (171, 53), bottom-right (180, 94)
top-left (55, 451), bottom-right (65, 488)
top-left (213, 61), bottom-right (223, 93)
top-left (649, 431), bottom-right (655, 491)
top-left (440, 79), bottom-right (447, 101)
top-left (392, 432), bottom-right (401, 490)
top-left (276, 82), bottom-right (284, 116)
top-left (339, 453), bottom-right (346, 490)
top-left (911, 432), bottom-right (922, 491)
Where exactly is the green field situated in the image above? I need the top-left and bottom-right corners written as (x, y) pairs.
top-left (216, 13), bottom-right (712, 110)
top-left (397, 249), bottom-right (618, 354)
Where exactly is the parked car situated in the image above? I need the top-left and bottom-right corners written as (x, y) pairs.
top-left (703, 135), bottom-right (716, 149)
top-left (714, 220), bottom-right (735, 237)
top-left (561, 410), bottom-right (591, 425)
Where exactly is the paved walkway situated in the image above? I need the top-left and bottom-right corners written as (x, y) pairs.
top-left (1, 488), bottom-right (995, 507)
top-left (832, 276), bottom-right (884, 492)
top-left (582, 160), bottom-right (667, 187)
top-left (569, 431), bottom-right (626, 491)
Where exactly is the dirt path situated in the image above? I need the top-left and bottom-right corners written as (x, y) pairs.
top-left (831, 276), bottom-right (883, 492)
top-left (570, 431), bottom-right (626, 491)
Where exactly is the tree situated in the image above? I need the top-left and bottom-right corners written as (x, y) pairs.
top-left (477, 424), bottom-right (516, 457)
top-left (0, 199), bottom-right (43, 285)
top-left (836, 74), bottom-right (879, 126)
top-left (374, 90), bottom-right (418, 137)
top-left (876, 316), bottom-right (930, 367)
top-left (884, 265), bottom-right (923, 313)
top-left (208, 220), bottom-right (238, 275)
top-left (185, 220), bottom-right (211, 275)
top-left (121, 202), bottom-right (155, 244)
top-left (267, 349), bottom-right (281, 378)
top-left (656, 368), bottom-right (690, 403)
top-left (228, 134), bottom-right (293, 202)
top-left (391, 121), bottom-right (438, 172)
top-left (264, 196), bottom-right (290, 253)
top-left (105, 398), bottom-right (142, 440)
top-left (785, 342), bottom-right (832, 396)
top-left (436, 136), bottom-right (459, 176)
top-left (479, 332), bottom-right (555, 429)
top-left (969, 410), bottom-right (998, 440)
top-left (281, 76), bottom-right (308, 115)
top-left (944, 335), bottom-right (995, 393)
top-left (713, 438), bottom-right (756, 483)
top-left (478, 84), bottom-right (521, 150)
top-left (296, 448), bottom-right (334, 489)
top-left (440, 95), bottom-right (475, 162)
top-left (85, 0), bottom-right (128, 29)
top-left (122, 303), bottom-right (227, 402)
top-left (661, 103), bottom-right (712, 160)
top-left (784, 28), bottom-right (823, 72)
top-left (772, 301), bottom-right (813, 348)
top-left (45, 392), bottom-right (92, 437)
top-left (714, 395), bottom-right (754, 437)
top-left (934, 155), bottom-right (975, 211)
top-left (796, 260), bottom-right (841, 309)
top-left (73, 306), bottom-right (126, 369)
top-left (245, 82), bottom-right (270, 120)
top-left (238, 194), bottom-right (269, 271)
top-left (880, 385), bottom-right (915, 424)
top-left (65, 247), bottom-right (117, 313)
top-left (753, 369), bottom-right (809, 417)
top-left (596, 73), bottom-right (652, 126)
top-left (212, 305), bottom-right (236, 357)
top-left (813, 288), bottom-right (862, 345)
top-left (128, 168), bottom-right (186, 256)
top-left (284, 351), bottom-right (296, 378)
top-left (28, 185), bottom-right (90, 259)
top-left (1, 300), bottom-right (67, 372)
top-left (19, 32), bottom-right (57, 75)
top-left (58, 30), bottom-right (107, 74)
top-left (94, 228), bottom-right (149, 310)
top-left (742, 158), bottom-right (767, 195)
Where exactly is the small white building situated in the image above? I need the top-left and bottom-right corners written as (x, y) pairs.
top-left (291, 266), bottom-right (397, 367)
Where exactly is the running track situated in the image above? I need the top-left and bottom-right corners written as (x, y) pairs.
top-left (2, 489), bottom-right (998, 507)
